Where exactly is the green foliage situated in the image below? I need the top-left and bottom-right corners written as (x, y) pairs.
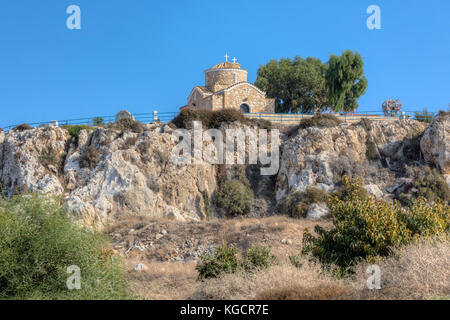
top-left (196, 245), bottom-right (276, 279)
top-left (414, 108), bottom-right (434, 123)
top-left (0, 194), bottom-right (130, 299)
top-left (255, 56), bottom-right (329, 114)
top-left (334, 176), bottom-right (369, 202)
top-left (289, 255), bottom-right (303, 268)
top-left (298, 114), bottom-right (342, 129)
top-left (325, 50), bottom-right (368, 112)
top-left (196, 245), bottom-right (241, 279)
top-left (216, 180), bottom-right (254, 217)
top-left (39, 146), bottom-right (59, 168)
top-left (171, 108), bottom-right (271, 130)
top-left (358, 118), bottom-right (373, 131)
top-left (201, 190), bottom-right (212, 218)
top-left (13, 124), bottom-right (32, 131)
top-left (278, 187), bottom-right (330, 219)
top-left (398, 167), bottom-right (450, 206)
top-left (80, 144), bottom-right (100, 169)
top-left (399, 198), bottom-right (449, 238)
top-left (62, 125), bottom-right (94, 143)
top-left (302, 177), bottom-right (450, 269)
top-left (108, 118), bottom-right (145, 133)
top-left (92, 117), bottom-right (105, 126)
top-left (244, 246), bottom-right (276, 271)
top-left (365, 137), bottom-right (378, 161)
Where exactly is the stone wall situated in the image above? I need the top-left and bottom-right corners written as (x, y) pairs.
top-left (205, 69), bottom-right (248, 92)
top-left (221, 85), bottom-right (274, 113)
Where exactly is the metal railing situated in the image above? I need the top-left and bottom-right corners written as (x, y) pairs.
top-left (2, 110), bottom-right (437, 131)
top-left (243, 110), bottom-right (437, 123)
top-left (3, 111), bottom-right (179, 131)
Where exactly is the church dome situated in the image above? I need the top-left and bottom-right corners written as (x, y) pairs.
top-left (208, 61), bottom-right (242, 70)
top-left (205, 59), bottom-right (248, 92)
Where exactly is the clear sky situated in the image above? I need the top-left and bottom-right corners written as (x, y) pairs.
top-left (1, 0), bottom-right (449, 128)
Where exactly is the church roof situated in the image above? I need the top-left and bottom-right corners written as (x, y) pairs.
top-left (208, 61), bottom-right (242, 70)
top-left (192, 86), bottom-right (212, 95)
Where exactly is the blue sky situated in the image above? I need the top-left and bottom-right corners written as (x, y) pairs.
top-left (0, 0), bottom-right (449, 128)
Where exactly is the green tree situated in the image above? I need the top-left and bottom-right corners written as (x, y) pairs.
top-left (93, 117), bottom-right (105, 126)
top-left (325, 50), bottom-right (368, 112)
top-left (255, 56), bottom-right (329, 114)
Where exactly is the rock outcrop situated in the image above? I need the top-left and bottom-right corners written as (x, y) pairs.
top-left (0, 124), bottom-right (216, 229)
top-left (0, 126), bottom-right (69, 195)
top-left (421, 111), bottom-right (450, 185)
top-left (1, 115), bottom-right (448, 226)
top-left (276, 119), bottom-right (428, 201)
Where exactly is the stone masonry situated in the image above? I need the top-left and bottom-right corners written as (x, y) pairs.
top-left (183, 60), bottom-right (275, 113)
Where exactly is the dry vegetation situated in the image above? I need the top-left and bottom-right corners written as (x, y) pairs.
top-left (112, 216), bottom-right (449, 300)
top-left (349, 238), bottom-right (450, 300)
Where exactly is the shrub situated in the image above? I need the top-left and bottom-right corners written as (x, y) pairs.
top-left (278, 187), bottom-right (330, 219)
top-left (0, 194), bottom-right (129, 299)
top-left (201, 190), bottom-right (212, 218)
top-left (215, 180), bottom-right (254, 217)
top-left (171, 108), bottom-right (272, 130)
top-left (196, 245), bottom-right (276, 279)
top-left (399, 198), bottom-right (449, 238)
top-left (302, 177), bottom-right (450, 270)
top-left (171, 108), bottom-right (214, 129)
top-left (365, 137), bottom-right (378, 161)
top-left (209, 109), bottom-right (245, 128)
top-left (398, 167), bottom-right (450, 206)
top-left (80, 144), bottom-right (100, 169)
top-left (298, 114), bottom-right (342, 130)
top-left (39, 146), bottom-right (58, 168)
top-left (334, 176), bottom-right (368, 202)
top-left (414, 108), bottom-right (434, 123)
top-left (196, 245), bottom-right (241, 279)
top-left (13, 123), bottom-right (32, 131)
top-left (243, 246), bottom-right (276, 271)
top-left (62, 125), bottom-right (94, 143)
top-left (92, 117), bottom-right (105, 126)
top-left (358, 118), bottom-right (373, 131)
top-left (108, 118), bottom-right (145, 133)
top-left (121, 136), bottom-right (138, 150)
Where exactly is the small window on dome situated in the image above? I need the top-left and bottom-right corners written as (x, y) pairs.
top-left (233, 73), bottom-right (237, 84)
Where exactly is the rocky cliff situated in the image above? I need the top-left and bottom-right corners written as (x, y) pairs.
top-left (0, 112), bottom-right (448, 229)
top-left (0, 124), bottom-right (217, 229)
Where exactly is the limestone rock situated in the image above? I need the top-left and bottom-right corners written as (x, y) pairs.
top-left (364, 184), bottom-right (384, 199)
top-left (0, 124), bottom-right (216, 229)
top-left (276, 120), bottom-right (427, 201)
top-left (306, 203), bottom-right (330, 220)
top-left (63, 125), bottom-right (217, 229)
top-left (421, 111), bottom-right (450, 184)
top-left (0, 126), bottom-right (69, 195)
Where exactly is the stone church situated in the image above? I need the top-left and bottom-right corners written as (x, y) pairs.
top-left (183, 57), bottom-right (275, 113)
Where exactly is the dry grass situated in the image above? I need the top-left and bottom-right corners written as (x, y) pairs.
top-left (113, 215), bottom-right (449, 300)
top-left (256, 284), bottom-right (350, 300)
top-left (350, 238), bottom-right (450, 300)
top-left (190, 259), bottom-right (349, 300)
top-left (126, 260), bottom-right (198, 300)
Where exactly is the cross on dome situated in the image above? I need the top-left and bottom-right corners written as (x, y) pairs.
top-left (232, 57), bottom-right (237, 63)
top-left (224, 53), bottom-right (229, 62)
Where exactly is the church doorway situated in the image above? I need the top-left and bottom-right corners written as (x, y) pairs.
top-left (239, 103), bottom-right (250, 113)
